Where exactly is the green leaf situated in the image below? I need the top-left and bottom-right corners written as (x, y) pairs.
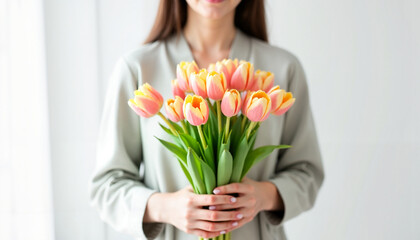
top-left (178, 132), bottom-right (201, 155)
top-left (217, 149), bottom-right (233, 186)
top-left (159, 123), bottom-right (174, 136)
top-left (177, 158), bottom-right (195, 191)
top-left (155, 137), bottom-right (187, 163)
top-left (187, 148), bottom-right (206, 194)
top-left (241, 145), bottom-right (291, 180)
top-left (168, 119), bottom-right (184, 133)
top-left (230, 136), bottom-right (250, 183)
top-left (230, 114), bottom-right (243, 155)
top-left (200, 159), bottom-right (216, 194)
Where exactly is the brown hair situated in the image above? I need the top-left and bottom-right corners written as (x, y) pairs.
top-left (144, 0), bottom-right (268, 44)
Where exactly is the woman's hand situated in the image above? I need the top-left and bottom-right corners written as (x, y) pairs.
top-left (144, 185), bottom-right (244, 239)
top-left (209, 177), bottom-right (284, 232)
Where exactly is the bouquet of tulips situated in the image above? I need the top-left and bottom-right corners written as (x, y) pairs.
top-left (128, 59), bottom-right (295, 240)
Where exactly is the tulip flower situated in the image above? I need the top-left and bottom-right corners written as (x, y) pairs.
top-left (221, 58), bottom-right (238, 85)
top-left (208, 63), bottom-right (216, 72)
top-left (268, 86), bottom-right (296, 116)
top-left (221, 89), bottom-right (241, 117)
top-left (176, 61), bottom-right (199, 92)
top-left (206, 71), bottom-right (227, 101)
top-left (183, 95), bottom-right (209, 126)
top-left (171, 79), bottom-right (185, 99)
top-left (252, 70), bottom-right (274, 92)
top-left (165, 96), bottom-right (184, 122)
top-left (243, 90), bottom-right (271, 122)
top-left (128, 83), bottom-right (163, 118)
top-left (190, 69), bottom-right (208, 98)
top-left (221, 89), bottom-right (241, 139)
top-left (241, 91), bottom-right (253, 115)
top-left (230, 61), bottom-right (254, 91)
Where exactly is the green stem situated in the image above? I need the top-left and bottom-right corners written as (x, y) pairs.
top-left (197, 125), bottom-right (207, 149)
top-left (246, 121), bottom-right (257, 140)
top-left (157, 112), bottom-right (178, 136)
top-left (224, 117), bottom-right (230, 140)
top-left (241, 114), bottom-right (247, 132)
top-left (206, 98), bottom-right (216, 115)
top-left (180, 120), bottom-right (189, 134)
top-left (216, 100), bottom-right (222, 134)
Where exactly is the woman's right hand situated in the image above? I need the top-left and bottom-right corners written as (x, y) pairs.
top-left (144, 186), bottom-right (244, 238)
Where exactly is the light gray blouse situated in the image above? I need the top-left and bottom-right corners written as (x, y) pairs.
top-left (89, 29), bottom-right (324, 240)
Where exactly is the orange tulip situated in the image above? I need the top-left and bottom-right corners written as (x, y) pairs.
top-left (206, 71), bottom-right (227, 101)
top-left (165, 96), bottom-right (184, 122)
top-left (183, 95), bottom-right (209, 126)
top-left (190, 69), bottom-right (208, 98)
top-left (176, 61), bottom-right (199, 92)
top-left (243, 90), bottom-right (271, 122)
top-left (252, 70), bottom-right (274, 92)
top-left (128, 83), bottom-right (163, 118)
top-left (268, 86), bottom-right (295, 116)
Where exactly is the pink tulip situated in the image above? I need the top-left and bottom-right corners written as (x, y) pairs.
top-left (215, 61), bottom-right (229, 85)
top-left (221, 89), bottom-right (241, 117)
top-left (206, 71), bottom-right (227, 100)
top-left (268, 86), bottom-right (296, 116)
top-left (183, 95), bottom-right (209, 126)
top-left (243, 90), bottom-right (271, 122)
top-left (190, 69), bottom-right (208, 98)
top-left (176, 61), bottom-right (199, 92)
top-left (219, 58), bottom-right (238, 87)
top-left (230, 61), bottom-right (255, 91)
top-left (241, 91), bottom-right (253, 114)
top-left (171, 79), bottom-right (185, 99)
top-left (252, 70), bottom-right (274, 92)
top-left (165, 96), bottom-right (184, 122)
top-left (128, 83), bottom-right (163, 118)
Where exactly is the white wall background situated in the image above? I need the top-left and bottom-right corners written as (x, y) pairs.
top-left (42, 0), bottom-right (420, 239)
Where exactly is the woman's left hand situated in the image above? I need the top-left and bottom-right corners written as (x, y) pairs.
top-left (210, 177), bottom-right (283, 232)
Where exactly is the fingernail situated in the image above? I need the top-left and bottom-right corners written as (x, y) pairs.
top-left (230, 197), bottom-right (237, 203)
top-left (232, 222), bottom-right (238, 227)
top-left (220, 230), bottom-right (226, 234)
top-left (236, 214), bottom-right (243, 219)
top-left (209, 206), bottom-right (216, 210)
top-left (213, 189), bottom-right (220, 194)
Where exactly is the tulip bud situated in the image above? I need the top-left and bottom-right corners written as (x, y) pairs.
top-left (190, 69), bottom-right (208, 98)
top-left (252, 70), bottom-right (274, 92)
top-left (165, 96), bottom-right (184, 122)
top-left (128, 83), bottom-right (163, 118)
top-left (176, 61), bottom-right (199, 92)
top-left (268, 86), bottom-right (295, 116)
top-left (230, 61), bottom-right (254, 91)
top-left (221, 89), bottom-right (241, 117)
top-left (241, 91), bottom-right (253, 115)
top-left (208, 63), bottom-right (216, 72)
top-left (183, 95), bottom-right (209, 126)
top-left (220, 58), bottom-right (238, 87)
top-left (171, 79), bottom-right (185, 99)
top-left (243, 90), bottom-right (271, 122)
top-left (206, 71), bottom-right (227, 100)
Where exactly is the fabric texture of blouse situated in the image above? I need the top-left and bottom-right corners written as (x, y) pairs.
top-left (89, 29), bottom-right (324, 240)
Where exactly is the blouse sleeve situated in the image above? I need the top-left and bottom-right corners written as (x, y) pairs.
top-left (89, 57), bottom-right (164, 239)
top-left (263, 57), bottom-right (325, 227)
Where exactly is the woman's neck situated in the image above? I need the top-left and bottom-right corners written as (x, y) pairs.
top-left (183, 6), bottom-right (236, 69)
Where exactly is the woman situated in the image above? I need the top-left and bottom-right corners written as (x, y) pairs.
top-left (89, 0), bottom-right (324, 239)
